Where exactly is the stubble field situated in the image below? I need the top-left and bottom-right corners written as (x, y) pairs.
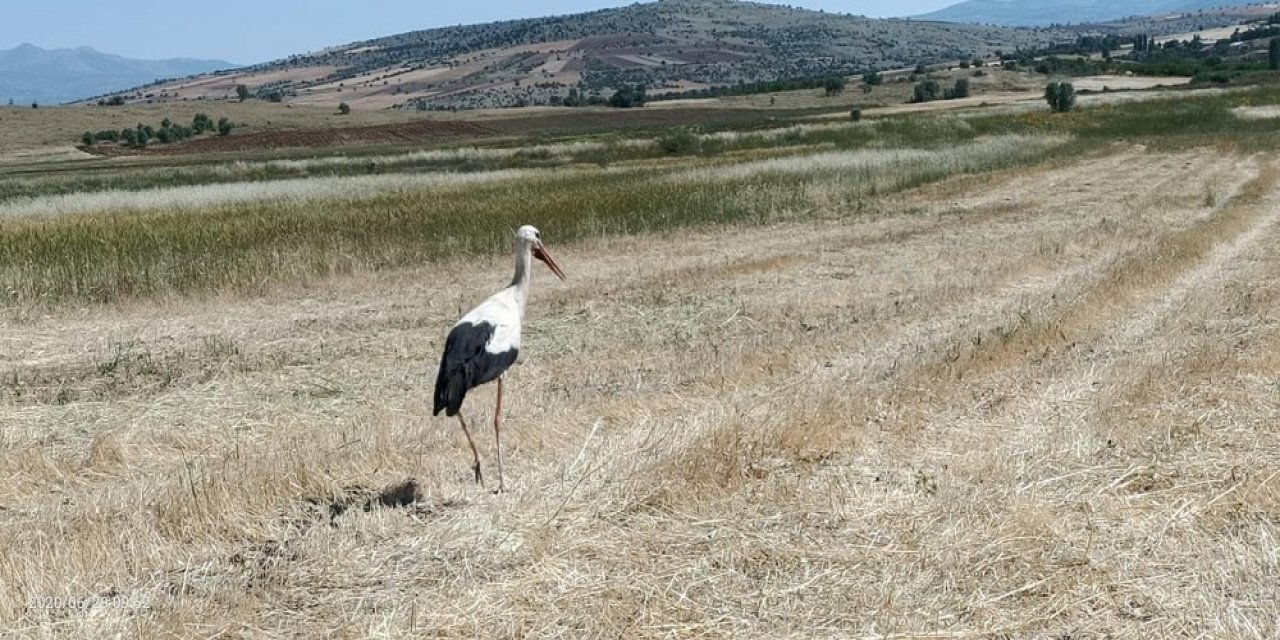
top-left (2, 87), bottom-right (1280, 638)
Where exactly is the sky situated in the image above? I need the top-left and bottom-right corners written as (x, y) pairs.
top-left (0, 1), bottom-right (958, 65)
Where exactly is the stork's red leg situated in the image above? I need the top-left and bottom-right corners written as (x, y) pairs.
top-left (494, 376), bottom-right (506, 493)
top-left (456, 414), bottom-right (484, 488)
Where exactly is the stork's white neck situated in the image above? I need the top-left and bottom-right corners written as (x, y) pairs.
top-left (508, 236), bottom-right (533, 317)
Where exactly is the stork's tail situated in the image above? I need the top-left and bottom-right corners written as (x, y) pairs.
top-left (433, 365), bottom-right (467, 417)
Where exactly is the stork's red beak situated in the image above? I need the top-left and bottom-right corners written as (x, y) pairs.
top-left (533, 243), bottom-right (567, 280)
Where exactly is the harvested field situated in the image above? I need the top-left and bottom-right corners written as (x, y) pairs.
top-left (3, 141), bottom-right (1279, 637)
top-left (1070, 74), bottom-right (1192, 91)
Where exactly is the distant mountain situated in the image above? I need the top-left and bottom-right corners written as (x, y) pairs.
top-left (918, 0), bottom-right (1238, 26)
top-left (0, 43), bottom-right (235, 105)
top-left (122, 0), bottom-right (1079, 111)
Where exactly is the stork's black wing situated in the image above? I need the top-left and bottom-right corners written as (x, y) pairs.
top-left (433, 321), bottom-right (519, 416)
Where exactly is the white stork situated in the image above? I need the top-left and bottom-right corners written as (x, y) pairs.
top-left (433, 225), bottom-right (566, 492)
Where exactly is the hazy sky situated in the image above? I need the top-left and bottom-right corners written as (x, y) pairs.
top-left (1, 1), bottom-right (958, 65)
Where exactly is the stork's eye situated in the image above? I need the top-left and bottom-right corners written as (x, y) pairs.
top-left (535, 231), bottom-right (541, 239)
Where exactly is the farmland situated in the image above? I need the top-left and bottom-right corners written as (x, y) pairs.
top-left (2, 77), bottom-right (1280, 637)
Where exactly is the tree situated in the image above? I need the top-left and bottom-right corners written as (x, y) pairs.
top-left (850, 108), bottom-right (862, 122)
top-left (1045, 81), bottom-right (1076, 112)
top-left (862, 72), bottom-right (884, 86)
top-left (823, 76), bottom-right (846, 96)
top-left (81, 132), bottom-right (95, 146)
top-left (1270, 38), bottom-right (1280, 71)
top-left (338, 102), bottom-right (351, 115)
top-left (217, 117), bottom-right (233, 136)
top-left (608, 84), bottom-right (646, 108)
top-left (235, 84), bottom-right (249, 102)
top-left (31, 101), bottom-right (37, 109)
top-left (945, 78), bottom-right (971, 100)
top-left (192, 113), bottom-right (213, 134)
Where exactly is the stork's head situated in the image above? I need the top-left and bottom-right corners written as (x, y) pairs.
top-left (517, 225), bottom-right (566, 280)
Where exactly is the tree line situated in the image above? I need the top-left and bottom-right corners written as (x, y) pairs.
top-left (80, 113), bottom-right (235, 148)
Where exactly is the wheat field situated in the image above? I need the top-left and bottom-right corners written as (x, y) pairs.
top-left (2, 129), bottom-right (1278, 637)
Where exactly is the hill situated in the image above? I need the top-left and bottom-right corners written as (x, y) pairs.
top-left (0, 43), bottom-right (235, 105)
top-left (105, 0), bottom-right (1079, 111)
top-left (919, 0), bottom-right (1261, 27)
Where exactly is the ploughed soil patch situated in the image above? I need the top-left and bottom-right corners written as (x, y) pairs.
top-left (481, 107), bottom-right (780, 137)
top-left (78, 108), bottom-right (785, 157)
top-left (81, 120), bottom-right (496, 157)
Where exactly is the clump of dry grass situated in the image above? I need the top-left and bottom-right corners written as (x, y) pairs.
top-left (0, 134), bottom-right (1068, 306)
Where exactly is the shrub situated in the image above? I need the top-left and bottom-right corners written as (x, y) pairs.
top-left (850, 108), bottom-right (862, 121)
top-left (912, 79), bottom-right (941, 103)
top-left (235, 84), bottom-right (249, 102)
top-left (862, 72), bottom-right (883, 86)
top-left (217, 117), bottom-right (233, 136)
top-left (823, 76), bottom-right (846, 96)
top-left (81, 132), bottom-right (95, 146)
top-left (658, 130), bottom-right (699, 155)
top-left (338, 102), bottom-right (351, 115)
top-left (1045, 81), bottom-right (1076, 112)
top-left (945, 78), bottom-right (971, 100)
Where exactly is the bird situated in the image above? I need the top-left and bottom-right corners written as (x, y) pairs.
top-left (433, 225), bottom-right (566, 492)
